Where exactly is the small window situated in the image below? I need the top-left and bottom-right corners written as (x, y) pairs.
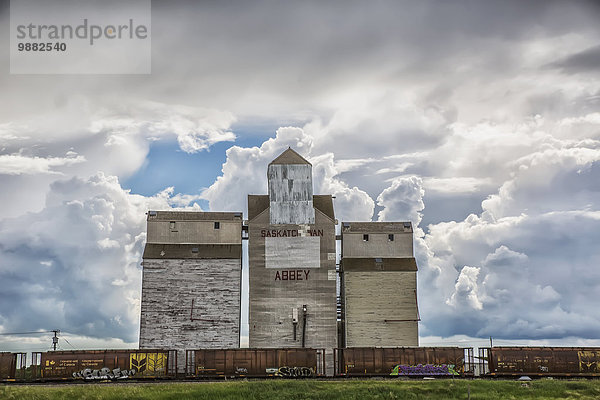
top-left (388, 234), bottom-right (394, 241)
top-left (169, 221), bottom-right (176, 229)
top-left (363, 234), bottom-right (369, 241)
top-left (191, 247), bottom-right (199, 253)
top-left (214, 221), bottom-right (220, 229)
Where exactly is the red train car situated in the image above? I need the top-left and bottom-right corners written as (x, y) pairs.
top-left (481, 347), bottom-right (600, 377)
top-left (335, 347), bottom-right (474, 377)
top-left (186, 348), bottom-right (325, 378)
top-left (31, 349), bottom-right (177, 380)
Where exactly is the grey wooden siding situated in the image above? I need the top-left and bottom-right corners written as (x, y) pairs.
top-left (344, 271), bottom-right (418, 347)
top-left (139, 258), bottom-right (241, 370)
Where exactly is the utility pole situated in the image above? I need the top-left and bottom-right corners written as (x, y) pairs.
top-left (52, 330), bottom-right (60, 351)
top-left (490, 336), bottom-right (493, 348)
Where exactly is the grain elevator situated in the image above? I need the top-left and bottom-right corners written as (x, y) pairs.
top-left (139, 147), bottom-right (420, 374)
top-left (247, 148), bottom-right (337, 373)
top-left (139, 211), bottom-right (243, 367)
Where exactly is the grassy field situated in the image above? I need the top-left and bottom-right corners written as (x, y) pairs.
top-left (2, 379), bottom-right (600, 400)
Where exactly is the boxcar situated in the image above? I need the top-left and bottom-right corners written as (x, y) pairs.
top-left (32, 349), bottom-right (177, 380)
top-left (0, 352), bottom-right (16, 380)
top-left (335, 347), bottom-right (473, 377)
top-left (482, 347), bottom-right (600, 377)
top-left (186, 348), bottom-right (325, 378)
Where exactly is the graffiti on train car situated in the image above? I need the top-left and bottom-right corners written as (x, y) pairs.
top-left (130, 352), bottom-right (167, 374)
top-left (266, 366), bottom-right (314, 377)
top-left (390, 364), bottom-right (460, 376)
top-left (73, 367), bottom-right (136, 380)
top-left (578, 351), bottom-right (600, 373)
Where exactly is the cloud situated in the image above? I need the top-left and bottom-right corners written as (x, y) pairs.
top-left (423, 177), bottom-right (493, 194)
top-left (376, 176), bottom-right (424, 224)
top-left (1, 0), bottom-right (600, 347)
top-left (0, 153), bottom-right (85, 175)
top-left (90, 101), bottom-right (237, 154)
top-left (0, 100), bottom-right (234, 219)
top-left (311, 153), bottom-right (374, 222)
top-left (0, 172), bottom-right (202, 342)
top-left (446, 266), bottom-right (483, 310)
top-left (549, 44), bottom-right (600, 73)
top-left (419, 209), bottom-right (600, 339)
top-left (203, 126), bottom-right (374, 221)
top-left (481, 145), bottom-right (600, 219)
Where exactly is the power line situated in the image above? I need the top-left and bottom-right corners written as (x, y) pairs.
top-left (0, 330), bottom-right (55, 336)
top-left (62, 337), bottom-right (76, 349)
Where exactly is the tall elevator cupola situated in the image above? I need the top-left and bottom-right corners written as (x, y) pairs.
top-left (267, 147), bottom-right (315, 225)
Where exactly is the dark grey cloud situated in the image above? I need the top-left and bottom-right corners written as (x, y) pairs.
top-left (1, 1), bottom-right (599, 123)
top-left (550, 44), bottom-right (600, 73)
top-left (1, 0), bottom-right (600, 347)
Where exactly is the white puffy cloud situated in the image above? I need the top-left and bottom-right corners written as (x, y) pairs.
top-left (482, 144), bottom-right (600, 219)
top-left (446, 266), bottom-right (483, 310)
top-left (202, 126), bottom-right (312, 214)
top-left (311, 153), bottom-right (374, 222)
top-left (417, 174), bottom-right (600, 340)
top-left (0, 172), bottom-right (202, 342)
top-left (376, 176), bottom-right (424, 224)
top-left (203, 126), bottom-right (374, 221)
top-left (418, 209), bottom-right (600, 339)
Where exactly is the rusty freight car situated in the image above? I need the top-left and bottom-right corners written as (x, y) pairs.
top-left (31, 349), bottom-right (176, 380)
top-left (186, 348), bottom-right (325, 378)
top-left (481, 347), bottom-right (600, 377)
top-left (335, 347), bottom-right (474, 377)
top-left (0, 352), bottom-right (16, 380)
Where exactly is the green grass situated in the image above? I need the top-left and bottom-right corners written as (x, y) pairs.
top-left (2, 379), bottom-right (600, 400)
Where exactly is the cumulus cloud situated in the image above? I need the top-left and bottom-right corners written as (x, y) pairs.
top-left (203, 126), bottom-right (374, 221)
top-left (419, 164), bottom-right (600, 339)
top-left (482, 145), bottom-right (600, 219)
top-left (0, 172), bottom-right (202, 342)
top-left (376, 176), bottom-right (424, 224)
top-left (311, 153), bottom-right (374, 222)
top-left (446, 266), bottom-right (483, 310)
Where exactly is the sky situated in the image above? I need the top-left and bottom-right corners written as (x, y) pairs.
top-left (1, 0), bottom-right (600, 352)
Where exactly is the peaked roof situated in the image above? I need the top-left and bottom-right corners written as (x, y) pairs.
top-left (269, 147), bottom-right (311, 166)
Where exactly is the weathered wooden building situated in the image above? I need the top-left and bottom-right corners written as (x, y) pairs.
top-left (340, 222), bottom-right (419, 347)
top-left (247, 148), bottom-right (338, 374)
top-left (139, 147), bottom-right (420, 375)
top-left (139, 211), bottom-right (243, 368)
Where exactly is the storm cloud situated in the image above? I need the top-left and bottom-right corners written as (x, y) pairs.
top-left (1, 0), bottom-right (600, 350)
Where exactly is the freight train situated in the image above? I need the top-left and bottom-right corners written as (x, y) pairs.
top-left (2, 347), bottom-right (600, 381)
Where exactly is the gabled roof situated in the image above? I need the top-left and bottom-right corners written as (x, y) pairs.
top-left (247, 195), bottom-right (270, 221)
top-left (269, 147), bottom-right (311, 166)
